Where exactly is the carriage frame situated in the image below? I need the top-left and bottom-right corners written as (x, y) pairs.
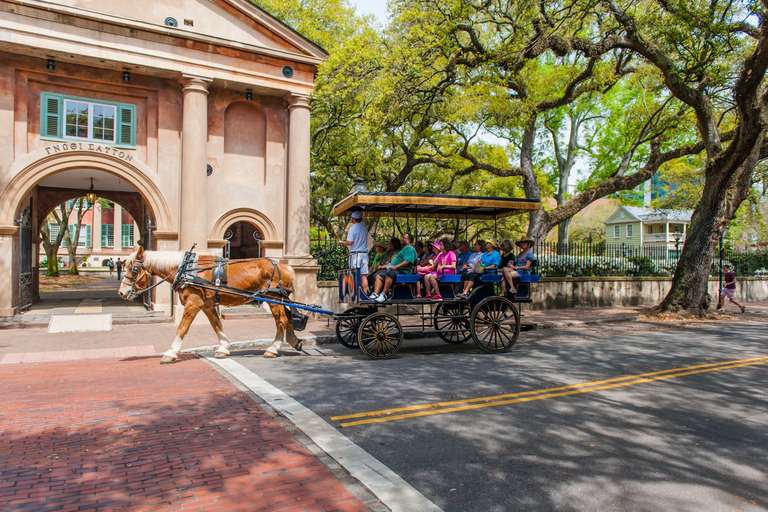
top-left (331, 191), bottom-right (542, 360)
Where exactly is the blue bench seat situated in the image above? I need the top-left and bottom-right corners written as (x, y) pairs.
top-left (394, 274), bottom-right (420, 284)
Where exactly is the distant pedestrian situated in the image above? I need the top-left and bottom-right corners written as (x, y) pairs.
top-left (116, 259), bottom-right (123, 281)
top-left (107, 258), bottom-right (115, 277)
top-left (717, 263), bottom-right (745, 313)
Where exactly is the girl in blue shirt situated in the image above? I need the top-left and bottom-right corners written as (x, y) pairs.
top-left (457, 240), bottom-right (501, 298)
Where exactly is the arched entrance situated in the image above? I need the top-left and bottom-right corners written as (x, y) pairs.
top-left (0, 148), bottom-right (174, 316)
top-left (224, 221), bottom-right (264, 259)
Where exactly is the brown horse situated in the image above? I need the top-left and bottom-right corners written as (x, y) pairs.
top-left (117, 246), bottom-right (303, 363)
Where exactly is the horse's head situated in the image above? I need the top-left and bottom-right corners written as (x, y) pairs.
top-left (118, 245), bottom-right (149, 300)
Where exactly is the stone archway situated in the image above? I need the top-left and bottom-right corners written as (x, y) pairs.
top-left (0, 147), bottom-right (172, 232)
top-left (0, 147), bottom-right (175, 316)
top-left (224, 221), bottom-right (264, 259)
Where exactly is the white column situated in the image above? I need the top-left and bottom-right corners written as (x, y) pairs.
top-left (284, 93), bottom-right (311, 257)
top-left (92, 202), bottom-right (102, 252)
top-left (179, 75), bottom-right (212, 251)
top-left (113, 203), bottom-right (122, 250)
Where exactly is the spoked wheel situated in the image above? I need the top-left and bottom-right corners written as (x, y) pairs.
top-left (357, 312), bottom-right (403, 360)
top-left (470, 296), bottom-right (521, 353)
top-left (335, 309), bottom-right (362, 349)
top-left (433, 302), bottom-right (471, 344)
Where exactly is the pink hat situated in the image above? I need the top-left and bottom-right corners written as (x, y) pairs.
top-left (430, 241), bottom-right (440, 250)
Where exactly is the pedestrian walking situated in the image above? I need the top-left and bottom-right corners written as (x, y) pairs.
top-left (107, 258), bottom-right (114, 277)
top-left (116, 259), bottom-right (123, 280)
top-left (717, 263), bottom-right (745, 313)
top-left (339, 211), bottom-right (370, 293)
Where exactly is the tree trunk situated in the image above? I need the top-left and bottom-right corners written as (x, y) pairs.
top-left (557, 218), bottom-right (571, 247)
top-left (64, 226), bottom-right (80, 276)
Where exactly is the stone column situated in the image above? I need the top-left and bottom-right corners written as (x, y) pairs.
top-left (92, 202), bottom-right (102, 252)
top-left (284, 93), bottom-right (311, 257)
top-left (0, 228), bottom-right (16, 316)
top-left (113, 203), bottom-right (122, 250)
top-left (179, 75), bottom-right (212, 251)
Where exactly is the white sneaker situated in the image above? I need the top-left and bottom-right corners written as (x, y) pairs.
top-left (375, 294), bottom-right (386, 303)
top-left (368, 293), bottom-right (378, 300)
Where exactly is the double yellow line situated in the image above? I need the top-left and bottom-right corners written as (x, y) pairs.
top-left (331, 355), bottom-right (768, 427)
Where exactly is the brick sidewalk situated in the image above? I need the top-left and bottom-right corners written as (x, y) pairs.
top-left (0, 355), bottom-right (370, 512)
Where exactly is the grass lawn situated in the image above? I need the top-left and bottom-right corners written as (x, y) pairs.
top-left (39, 274), bottom-right (104, 292)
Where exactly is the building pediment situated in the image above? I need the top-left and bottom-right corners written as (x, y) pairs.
top-left (1, 0), bottom-right (327, 64)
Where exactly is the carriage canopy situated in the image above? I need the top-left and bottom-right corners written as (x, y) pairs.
top-left (332, 192), bottom-right (541, 220)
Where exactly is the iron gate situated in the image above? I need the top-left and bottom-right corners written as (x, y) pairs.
top-left (17, 207), bottom-right (32, 313)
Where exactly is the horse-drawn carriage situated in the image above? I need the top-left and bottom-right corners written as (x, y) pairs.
top-left (332, 191), bottom-right (541, 359)
top-left (118, 191), bottom-right (540, 363)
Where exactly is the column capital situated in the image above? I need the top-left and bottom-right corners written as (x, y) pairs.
top-left (284, 92), bottom-right (312, 110)
top-left (180, 75), bottom-right (213, 94)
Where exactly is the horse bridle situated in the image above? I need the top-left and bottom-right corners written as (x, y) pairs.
top-left (121, 259), bottom-right (150, 300)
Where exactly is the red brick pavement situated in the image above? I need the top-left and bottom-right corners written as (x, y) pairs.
top-left (0, 355), bottom-right (370, 512)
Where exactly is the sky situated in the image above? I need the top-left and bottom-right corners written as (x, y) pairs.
top-left (350, 0), bottom-right (388, 24)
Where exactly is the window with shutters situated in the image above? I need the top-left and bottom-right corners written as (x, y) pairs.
top-left (102, 224), bottom-right (114, 248)
top-left (41, 92), bottom-right (136, 148)
top-left (121, 224), bottom-right (134, 248)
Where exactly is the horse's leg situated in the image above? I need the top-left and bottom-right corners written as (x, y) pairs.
top-left (202, 306), bottom-right (232, 359)
top-left (284, 311), bottom-right (303, 353)
top-left (263, 302), bottom-right (286, 358)
top-left (160, 296), bottom-right (202, 364)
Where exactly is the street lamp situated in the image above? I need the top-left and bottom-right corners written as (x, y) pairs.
top-left (86, 177), bottom-right (96, 204)
top-left (587, 233), bottom-right (593, 245)
top-left (672, 228), bottom-right (682, 259)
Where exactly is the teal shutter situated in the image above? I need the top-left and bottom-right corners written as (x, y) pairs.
top-left (41, 93), bottom-right (63, 138)
top-left (86, 225), bottom-right (92, 248)
top-left (117, 104), bottom-right (136, 146)
top-left (101, 224), bottom-right (108, 247)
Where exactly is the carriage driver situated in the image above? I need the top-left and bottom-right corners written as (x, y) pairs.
top-left (339, 211), bottom-right (370, 293)
top-left (370, 232), bottom-right (417, 303)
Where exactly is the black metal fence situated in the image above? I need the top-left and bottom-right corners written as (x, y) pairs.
top-left (311, 235), bottom-right (768, 280)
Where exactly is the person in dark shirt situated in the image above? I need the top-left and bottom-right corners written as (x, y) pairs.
top-left (116, 259), bottom-right (123, 280)
top-left (717, 263), bottom-right (745, 313)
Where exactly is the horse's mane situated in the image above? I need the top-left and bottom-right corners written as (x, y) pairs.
top-left (141, 251), bottom-right (219, 273)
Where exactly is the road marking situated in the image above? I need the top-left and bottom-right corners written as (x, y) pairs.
top-left (332, 356), bottom-right (768, 427)
top-left (206, 357), bottom-right (442, 512)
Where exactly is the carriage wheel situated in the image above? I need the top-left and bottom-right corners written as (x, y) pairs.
top-left (470, 296), bottom-right (521, 353)
top-left (357, 312), bottom-right (403, 360)
top-left (433, 303), bottom-right (471, 344)
top-left (335, 310), bottom-right (362, 349)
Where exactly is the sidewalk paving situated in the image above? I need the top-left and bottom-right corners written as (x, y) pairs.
top-left (0, 355), bottom-right (371, 512)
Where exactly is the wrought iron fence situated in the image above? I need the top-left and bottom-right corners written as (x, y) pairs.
top-left (310, 235), bottom-right (768, 280)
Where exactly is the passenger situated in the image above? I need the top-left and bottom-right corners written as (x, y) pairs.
top-left (457, 240), bottom-right (500, 299)
top-left (424, 238), bottom-right (457, 300)
top-left (502, 236), bottom-right (535, 298)
top-left (415, 241), bottom-right (428, 266)
top-left (459, 240), bottom-right (483, 274)
top-left (339, 211), bottom-right (370, 292)
top-left (415, 241), bottom-right (440, 298)
top-left (367, 241), bottom-right (388, 285)
top-left (370, 237), bottom-right (401, 286)
top-left (456, 241), bottom-right (471, 272)
top-left (371, 232), bottom-right (417, 303)
top-left (498, 239), bottom-right (515, 295)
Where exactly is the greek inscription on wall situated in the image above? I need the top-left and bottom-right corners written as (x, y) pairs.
top-left (44, 143), bottom-right (134, 163)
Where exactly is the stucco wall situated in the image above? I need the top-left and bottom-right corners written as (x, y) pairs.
top-left (316, 277), bottom-right (768, 313)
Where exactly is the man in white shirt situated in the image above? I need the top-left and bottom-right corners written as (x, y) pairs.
top-left (339, 211), bottom-right (370, 293)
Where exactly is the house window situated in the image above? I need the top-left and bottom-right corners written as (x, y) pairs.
top-left (614, 225), bottom-right (620, 238)
top-left (102, 224), bottom-right (114, 248)
top-left (41, 92), bottom-right (136, 147)
top-left (48, 223), bottom-right (60, 243)
top-left (121, 224), bottom-right (134, 248)
top-left (627, 224), bottom-right (633, 238)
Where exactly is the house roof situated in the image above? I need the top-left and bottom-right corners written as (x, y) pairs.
top-left (605, 206), bottom-right (693, 224)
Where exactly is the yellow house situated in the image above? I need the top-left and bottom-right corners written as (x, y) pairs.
top-left (604, 206), bottom-right (692, 257)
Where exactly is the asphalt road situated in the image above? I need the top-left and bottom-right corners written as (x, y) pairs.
top-left (230, 320), bottom-right (768, 512)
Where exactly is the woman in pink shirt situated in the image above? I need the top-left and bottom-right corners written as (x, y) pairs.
top-left (424, 238), bottom-right (457, 300)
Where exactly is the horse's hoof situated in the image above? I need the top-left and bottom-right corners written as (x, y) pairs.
top-left (214, 352), bottom-right (229, 359)
top-left (295, 342), bottom-right (303, 352)
top-left (160, 355), bottom-right (177, 364)
top-left (263, 351), bottom-right (278, 358)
